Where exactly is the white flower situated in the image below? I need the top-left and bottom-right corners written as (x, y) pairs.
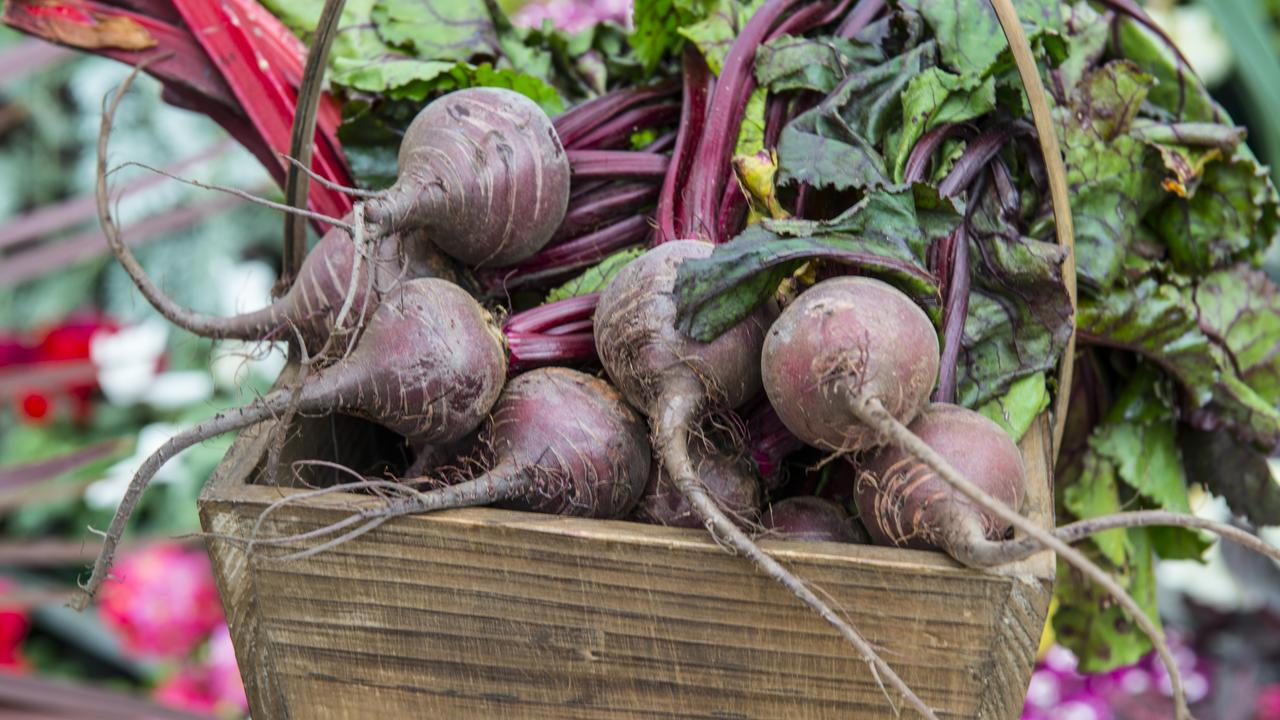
top-left (91, 321), bottom-right (215, 410)
top-left (84, 423), bottom-right (189, 510)
top-left (1156, 493), bottom-right (1280, 611)
top-left (1146, 5), bottom-right (1232, 88)
top-left (209, 259), bottom-right (287, 393)
top-left (92, 321), bottom-right (169, 406)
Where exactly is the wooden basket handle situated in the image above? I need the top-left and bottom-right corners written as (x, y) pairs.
top-left (990, 0), bottom-right (1078, 463)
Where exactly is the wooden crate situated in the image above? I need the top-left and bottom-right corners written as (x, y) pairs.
top-left (199, 408), bottom-right (1055, 719)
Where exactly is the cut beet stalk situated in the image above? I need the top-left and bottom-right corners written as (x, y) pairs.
top-left (481, 215), bottom-right (653, 292)
top-left (503, 293), bottom-right (600, 335)
top-left (568, 150), bottom-right (669, 180)
top-left (659, 48), bottom-right (712, 243)
top-left (571, 102), bottom-right (681, 150)
top-left (684, 0), bottom-right (805, 243)
top-left (552, 182), bottom-right (660, 244)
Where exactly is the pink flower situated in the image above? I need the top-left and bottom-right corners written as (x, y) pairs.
top-left (98, 544), bottom-right (223, 659)
top-left (513, 0), bottom-right (632, 32)
top-left (1258, 684), bottom-right (1280, 720)
top-left (207, 624), bottom-right (248, 713)
top-left (153, 666), bottom-right (222, 714)
top-left (151, 627), bottom-right (249, 717)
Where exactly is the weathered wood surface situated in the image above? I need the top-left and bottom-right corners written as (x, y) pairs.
top-left (200, 412), bottom-right (1054, 719)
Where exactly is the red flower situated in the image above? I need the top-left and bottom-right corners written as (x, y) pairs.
top-left (3, 313), bottom-right (119, 424)
top-left (0, 579), bottom-right (31, 673)
top-left (98, 544), bottom-right (223, 659)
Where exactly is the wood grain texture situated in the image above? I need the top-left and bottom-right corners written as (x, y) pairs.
top-left (200, 413), bottom-right (1054, 719)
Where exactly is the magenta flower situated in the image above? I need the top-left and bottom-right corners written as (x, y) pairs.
top-left (207, 624), bottom-right (249, 713)
top-left (1023, 636), bottom-right (1211, 719)
top-left (1259, 684), bottom-right (1280, 720)
top-left (513, 0), bottom-right (632, 32)
top-left (98, 544), bottom-right (223, 659)
top-left (153, 666), bottom-right (222, 715)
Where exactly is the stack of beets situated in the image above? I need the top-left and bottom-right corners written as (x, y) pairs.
top-left (79, 63), bottom-right (1280, 720)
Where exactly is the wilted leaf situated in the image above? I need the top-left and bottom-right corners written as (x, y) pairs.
top-left (674, 186), bottom-right (948, 341)
top-left (890, 68), bottom-right (995, 182)
top-left (754, 34), bottom-right (882, 94)
top-left (776, 42), bottom-right (934, 192)
top-left (956, 231), bottom-right (1072, 407)
top-left (1181, 426), bottom-right (1280, 527)
top-left (1131, 120), bottom-right (1245, 197)
top-left (1153, 148), bottom-right (1280, 274)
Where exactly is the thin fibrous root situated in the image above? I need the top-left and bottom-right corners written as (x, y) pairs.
top-left (278, 153), bottom-right (385, 199)
top-left (72, 393), bottom-right (291, 610)
top-left (654, 379), bottom-right (939, 720)
top-left (963, 510), bottom-right (1280, 568)
top-left (97, 65), bottom-right (282, 342)
top-left (843, 392), bottom-right (1194, 720)
top-left (274, 516), bottom-right (389, 562)
top-left (113, 160), bottom-right (354, 233)
top-left (247, 478), bottom-right (425, 548)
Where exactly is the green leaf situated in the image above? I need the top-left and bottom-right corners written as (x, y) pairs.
top-left (1152, 148), bottom-right (1280, 274)
top-left (369, 0), bottom-right (497, 59)
top-left (1079, 274), bottom-right (1280, 447)
top-left (1089, 369), bottom-right (1193, 515)
top-left (1062, 453), bottom-right (1130, 566)
top-left (1195, 267), bottom-right (1280, 405)
top-left (890, 67), bottom-right (995, 183)
top-left (1181, 426), bottom-right (1280, 527)
top-left (678, 0), bottom-right (763, 75)
top-left (1113, 17), bottom-right (1221, 123)
top-left (1054, 61), bottom-right (1165, 288)
top-left (734, 86), bottom-right (768, 158)
top-left (976, 372), bottom-right (1049, 443)
top-left (900, 0), bottom-right (1065, 80)
top-left (753, 34), bottom-right (883, 95)
top-left (673, 186), bottom-right (948, 341)
top-left (1052, 524), bottom-right (1160, 672)
top-left (776, 43), bottom-right (935, 192)
top-left (629, 0), bottom-right (706, 72)
top-left (545, 247), bottom-right (646, 303)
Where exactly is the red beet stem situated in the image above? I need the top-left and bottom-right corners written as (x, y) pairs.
top-left (568, 150), bottom-right (669, 180)
top-left (659, 48), bottom-right (713, 243)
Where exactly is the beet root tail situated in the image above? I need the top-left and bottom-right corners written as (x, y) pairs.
top-left (652, 379), bottom-right (940, 720)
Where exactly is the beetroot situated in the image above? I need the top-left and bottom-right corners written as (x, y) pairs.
top-left (593, 241), bottom-right (930, 708)
top-left (856, 403), bottom-right (1026, 553)
top-left (761, 276), bottom-right (939, 453)
top-left (633, 443), bottom-right (760, 529)
top-left (595, 240), bottom-right (768, 412)
top-left (373, 367), bottom-right (650, 519)
top-left (763, 497), bottom-right (865, 544)
top-left (72, 277), bottom-right (508, 609)
top-left (368, 87), bottom-right (572, 268)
